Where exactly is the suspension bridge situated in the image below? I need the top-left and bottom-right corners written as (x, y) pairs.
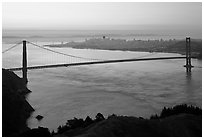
top-left (2, 37), bottom-right (193, 83)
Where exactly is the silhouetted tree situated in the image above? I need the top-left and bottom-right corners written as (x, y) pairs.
top-left (108, 114), bottom-right (117, 119)
top-left (84, 116), bottom-right (93, 127)
top-left (67, 117), bottom-right (84, 129)
top-left (150, 104), bottom-right (202, 119)
top-left (95, 113), bottom-right (105, 122)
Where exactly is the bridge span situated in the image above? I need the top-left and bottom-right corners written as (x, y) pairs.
top-left (8, 56), bottom-right (188, 71)
top-left (3, 37), bottom-right (194, 83)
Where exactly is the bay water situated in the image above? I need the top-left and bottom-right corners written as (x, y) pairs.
top-left (2, 34), bottom-right (202, 131)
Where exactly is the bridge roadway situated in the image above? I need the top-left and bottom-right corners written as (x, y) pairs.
top-left (7, 56), bottom-right (188, 71)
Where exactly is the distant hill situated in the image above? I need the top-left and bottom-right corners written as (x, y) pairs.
top-left (46, 38), bottom-right (202, 59)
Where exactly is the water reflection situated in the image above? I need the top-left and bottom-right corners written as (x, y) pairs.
top-left (186, 71), bottom-right (192, 81)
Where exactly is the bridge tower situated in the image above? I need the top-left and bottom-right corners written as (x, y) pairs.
top-left (22, 40), bottom-right (28, 83)
top-left (184, 37), bottom-right (193, 72)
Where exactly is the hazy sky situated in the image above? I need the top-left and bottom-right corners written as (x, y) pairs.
top-left (2, 2), bottom-right (202, 31)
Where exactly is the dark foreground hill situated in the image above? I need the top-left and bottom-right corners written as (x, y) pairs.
top-left (59, 113), bottom-right (201, 137)
top-left (53, 104), bottom-right (201, 137)
top-left (2, 69), bottom-right (34, 136)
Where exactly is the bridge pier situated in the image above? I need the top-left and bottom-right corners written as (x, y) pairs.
top-left (184, 37), bottom-right (193, 72)
top-left (22, 40), bottom-right (28, 83)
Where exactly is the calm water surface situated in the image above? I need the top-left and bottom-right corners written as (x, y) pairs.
top-left (2, 41), bottom-right (202, 131)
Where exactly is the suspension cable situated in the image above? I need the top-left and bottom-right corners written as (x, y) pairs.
top-left (27, 41), bottom-right (105, 61)
top-left (2, 41), bottom-right (22, 54)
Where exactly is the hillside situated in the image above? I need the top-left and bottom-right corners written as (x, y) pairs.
top-left (2, 69), bottom-right (34, 136)
top-left (72, 114), bottom-right (201, 137)
top-left (52, 104), bottom-right (201, 137)
top-left (47, 38), bottom-right (202, 59)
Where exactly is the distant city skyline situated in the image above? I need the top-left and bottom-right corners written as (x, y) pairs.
top-left (2, 2), bottom-right (202, 38)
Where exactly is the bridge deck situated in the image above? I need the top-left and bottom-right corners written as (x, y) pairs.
top-left (7, 56), bottom-right (187, 71)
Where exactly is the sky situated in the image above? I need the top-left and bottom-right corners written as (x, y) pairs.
top-left (2, 2), bottom-right (202, 32)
